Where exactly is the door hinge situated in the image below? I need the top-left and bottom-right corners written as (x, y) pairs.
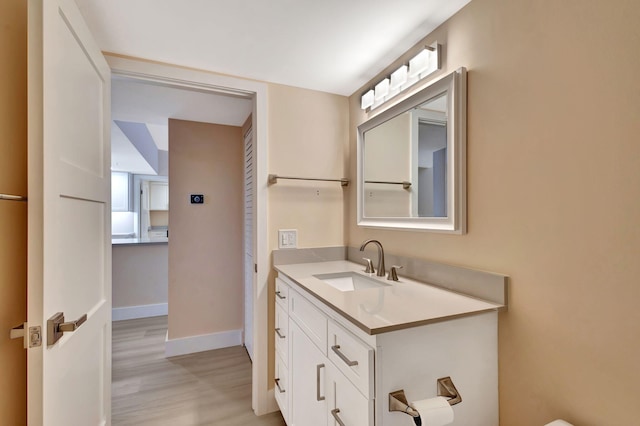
top-left (10, 323), bottom-right (42, 348)
top-left (254, 263), bottom-right (258, 273)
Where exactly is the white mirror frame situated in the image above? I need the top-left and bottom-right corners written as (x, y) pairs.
top-left (357, 67), bottom-right (467, 233)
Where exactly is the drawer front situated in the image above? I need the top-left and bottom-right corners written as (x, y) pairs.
top-left (275, 354), bottom-right (289, 423)
top-left (288, 288), bottom-right (327, 355)
top-left (148, 230), bottom-right (168, 238)
top-left (327, 362), bottom-right (374, 426)
top-left (275, 277), bottom-right (289, 310)
top-left (275, 303), bottom-right (289, 366)
top-left (328, 320), bottom-right (374, 398)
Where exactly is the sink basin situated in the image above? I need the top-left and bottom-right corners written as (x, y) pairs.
top-left (313, 272), bottom-right (391, 292)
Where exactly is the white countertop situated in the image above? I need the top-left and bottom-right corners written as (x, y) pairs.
top-left (275, 260), bottom-right (502, 335)
top-left (112, 237), bottom-right (168, 245)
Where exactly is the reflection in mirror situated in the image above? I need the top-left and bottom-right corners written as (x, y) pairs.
top-left (363, 93), bottom-right (447, 218)
top-left (357, 68), bottom-right (466, 233)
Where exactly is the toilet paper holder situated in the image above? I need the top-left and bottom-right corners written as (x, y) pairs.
top-left (389, 376), bottom-right (462, 418)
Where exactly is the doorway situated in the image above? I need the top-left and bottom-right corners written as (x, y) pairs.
top-left (108, 56), bottom-right (271, 414)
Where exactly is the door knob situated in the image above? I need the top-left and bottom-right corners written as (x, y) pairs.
top-left (47, 312), bottom-right (87, 346)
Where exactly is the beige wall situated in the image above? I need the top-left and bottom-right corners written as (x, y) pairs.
top-left (268, 84), bottom-right (349, 249)
top-left (0, 0), bottom-right (27, 423)
top-left (348, 0), bottom-right (640, 425)
top-left (266, 84), bottom-right (349, 381)
top-left (112, 244), bottom-right (168, 308)
top-left (168, 119), bottom-right (244, 339)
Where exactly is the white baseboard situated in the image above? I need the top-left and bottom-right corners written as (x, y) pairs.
top-left (164, 329), bottom-right (243, 358)
top-left (112, 303), bottom-right (168, 321)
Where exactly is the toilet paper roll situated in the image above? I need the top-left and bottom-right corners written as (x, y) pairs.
top-left (411, 396), bottom-right (454, 426)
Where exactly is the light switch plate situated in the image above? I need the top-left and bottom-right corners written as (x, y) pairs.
top-left (278, 229), bottom-right (297, 249)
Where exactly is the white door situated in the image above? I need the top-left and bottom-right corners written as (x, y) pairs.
top-left (27, 0), bottom-right (112, 424)
top-left (243, 128), bottom-right (255, 360)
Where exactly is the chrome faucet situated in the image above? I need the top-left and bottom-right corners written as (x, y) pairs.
top-left (359, 239), bottom-right (385, 277)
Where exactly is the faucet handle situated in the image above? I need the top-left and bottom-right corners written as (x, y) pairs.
top-left (362, 258), bottom-right (375, 274)
top-left (387, 265), bottom-right (403, 281)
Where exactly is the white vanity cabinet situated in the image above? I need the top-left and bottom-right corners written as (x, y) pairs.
top-left (274, 278), bottom-right (290, 422)
top-left (274, 269), bottom-right (499, 426)
top-left (275, 275), bottom-right (375, 426)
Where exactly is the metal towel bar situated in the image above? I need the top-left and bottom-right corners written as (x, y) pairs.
top-left (268, 174), bottom-right (349, 187)
top-left (0, 193), bottom-right (27, 202)
top-left (364, 180), bottom-right (411, 189)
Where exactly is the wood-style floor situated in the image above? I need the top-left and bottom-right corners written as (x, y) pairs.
top-left (112, 316), bottom-right (286, 426)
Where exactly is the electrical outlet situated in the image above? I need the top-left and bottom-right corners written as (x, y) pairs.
top-left (278, 229), bottom-right (297, 249)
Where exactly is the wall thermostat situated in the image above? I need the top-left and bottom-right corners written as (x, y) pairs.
top-left (190, 194), bottom-right (204, 204)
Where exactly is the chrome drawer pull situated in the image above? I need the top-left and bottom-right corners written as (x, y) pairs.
top-left (331, 408), bottom-right (346, 426)
top-left (275, 328), bottom-right (286, 339)
top-left (275, 378), bottom-right (285, 393)
top-left (275, 291), bottom-right (286, 300)
top-left (316, 363), bottom-right (325, 401)
top-left (331, 345), bottom-right (358, 367)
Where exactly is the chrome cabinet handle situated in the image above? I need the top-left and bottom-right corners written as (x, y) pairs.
top-left (316, 363), bottom-right (325, 401)
top-left (275, 291), bottom-right (286, 300)
top-left (331, 345), bottom-right (358, 367)
top-left (275, 328), bottom-right (286, 339)
top-left (331, 408), bottom-right (346, 426)
top-left (275, 378), bottom-right (285, 393)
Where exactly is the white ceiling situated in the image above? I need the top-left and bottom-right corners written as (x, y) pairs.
top-left (97, 0), bottom-right (472, 173)
top-left (110, 77), bottom-right (252, 173)
top-left (75, 0), bottom-right (471, 96)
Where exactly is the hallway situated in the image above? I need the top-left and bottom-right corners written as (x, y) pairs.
top-left (112, 317), bottom-right (286, 426)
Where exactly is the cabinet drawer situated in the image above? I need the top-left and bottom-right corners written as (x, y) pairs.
top-left (275, 354), bottom-right (289, 423)
top-left (327, 362), bottom-right (374, 426)
top-left (328, 320), bottom-right (374, 398)
top-left (148, 230), bottom-right (168, 238)
top-left (275, 303), bottom-right (289, 366)
top-left (289, 288), bottom-right (327, 355)
top-left (275, 277), bottom-right (289, 310)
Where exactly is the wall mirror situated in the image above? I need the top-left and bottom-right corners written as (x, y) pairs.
top-left (357, 68), bottom-right (467, 233)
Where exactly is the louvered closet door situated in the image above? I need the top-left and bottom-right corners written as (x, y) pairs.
top-left (244, 128), bottom-right (255, 360)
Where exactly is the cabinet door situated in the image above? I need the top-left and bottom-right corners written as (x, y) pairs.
top-left (149, 182), bottom-right (169, 210)
top-left (326, 362), bottom-right (373, 426)
top-left (111, 172), bottom-right (131, 212)
top-left (289, 320), bottom-right (327, 426)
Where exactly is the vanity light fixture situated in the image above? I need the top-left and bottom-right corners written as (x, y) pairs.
top-left (361, 89), bottom-right (375, 109)
top-left (408, 48), bottom-right (432, 77)
top-left (360, 41), bottom-right (440, 111)
top-left (374, 78), bottom-right (390, 100)
top-left (389, 65), bottom-right (408, 90)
